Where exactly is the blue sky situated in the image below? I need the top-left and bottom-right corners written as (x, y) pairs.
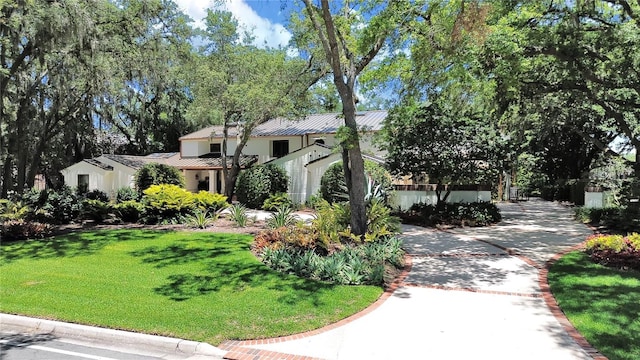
top-left (174, 0), bottom-right (294, 48)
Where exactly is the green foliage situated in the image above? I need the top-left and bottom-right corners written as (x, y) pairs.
top-left (81, 199), bottom-right (112, 223)
top-left (182, 210), bottom-right (218, 229)
top-left (113, 201), bottom-right (144, 223)
top-left (320, 161), bottom-right (394, 205)
top-left (262, 192), bottom-right (292, 211)
top-left (381, 99), bottom-right (505, 207)
top-left (404, 202), bottom-right (501, 227)
top-left (235, 164), bottom-right (288, 209)
top-left (312, 199), bottom-right (351, 246)
top-left (227, 204), bottom-right (250, 227)
top-left (135, 163), bottom-right (185, 194)
top-left (84, 189), bottom-right (110, 202)
top-left (0, 199), bottom-right (30, 221)
top-left (1, 220), bottom-right (53, 241)
top-left (116, 187), bottom-right (140, 202)
top-left (265, 205), bottom-right (298, 230)
top-left (586, 232), bottom-right (640, 270)
top-left (585, 234), bottom-right (627, 253)
top-left (573, 206), bottom-right (640, 232)
top-left (20, 187), bottom-right (82, 224)
top-left (192, 191), bottom-right (228, 213)
top-left (364, 199), bottom-right (400, 242)
top-left (141, 184), bottom-right (194, 224)
top-left (260, 237), bottom-right (405, 286)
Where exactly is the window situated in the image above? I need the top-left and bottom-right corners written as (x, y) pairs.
top-left (78, 174), bottom-right (89, 192)
top-left (272, 140), bottom-right (289, 158)
top-left (209, 143), bottom-right (221, 158)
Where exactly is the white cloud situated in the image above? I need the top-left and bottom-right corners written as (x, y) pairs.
top-left (173, 0), bottom-right (292, 49)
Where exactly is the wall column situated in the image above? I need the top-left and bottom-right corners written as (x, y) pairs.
top-left (209, 170), bottom-right (216, 193)
top-left (220, 170), bottom-right (225, 194)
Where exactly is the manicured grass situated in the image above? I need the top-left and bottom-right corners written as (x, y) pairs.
top-left (0, 230), bottom-right (382, 345)
top-left (548, 251), bottom-right (640, 360)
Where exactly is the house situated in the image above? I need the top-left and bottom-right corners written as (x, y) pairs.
top-left (178, 110), bottom-right (387, 203)
top-left (61, 111), bottom-right (387, 202)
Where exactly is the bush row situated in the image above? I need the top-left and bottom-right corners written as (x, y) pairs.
top-left (574, 206), bottom-right (640, 232)
top-left (0, 184), bottom-right (229, 241)
top-left (400, 201), bottom-right (501, 227)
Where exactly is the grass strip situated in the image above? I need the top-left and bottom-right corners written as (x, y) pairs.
top-left (548, 251), bottom-right (640, 360)
top-left (0, 230), bottom-right (382, 345)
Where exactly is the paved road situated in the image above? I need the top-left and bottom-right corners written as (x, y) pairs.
top-left (222, 199), bottom-right (597, 360)
top-left (0, 331), bottom-right (169, 360)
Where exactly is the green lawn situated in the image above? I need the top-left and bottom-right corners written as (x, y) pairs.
top-left (0, 230), bottom-right (382, 345)
top-left (548, 251), bottom-right (640, 360)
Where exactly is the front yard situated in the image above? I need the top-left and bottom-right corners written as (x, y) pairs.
top-left (548, 251), bottom-right (640, 360)
top-left (0, 230), bottom-right (382, 345)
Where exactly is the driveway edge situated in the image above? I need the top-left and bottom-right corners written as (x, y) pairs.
top-left (0, 313), bottom-right (226, 359)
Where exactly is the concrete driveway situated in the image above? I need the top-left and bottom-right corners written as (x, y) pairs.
top-left (221, 199), bottom-right (599, 360)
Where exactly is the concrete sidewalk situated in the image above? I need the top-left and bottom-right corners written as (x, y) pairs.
top-left (223, 199), bottom-right (599, 360)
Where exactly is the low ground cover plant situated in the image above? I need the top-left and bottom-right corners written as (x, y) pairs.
top-left (584, 233), bottom-right (640, 271)
top-left (253, 198), bottom-right (403, 287)
top-left (399, 201), bottom-right (501, 227)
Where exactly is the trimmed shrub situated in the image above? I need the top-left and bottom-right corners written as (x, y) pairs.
top-left (320, 160), bottom-right (394, 204)
top-left (141, 184), bottom-right (195, 223)
top-left (263, 192), bottom-right (292, 211)
top-left (1, 220), bottom-right (53, 241)
top-left (135, 163), bottom-right (185, 194)
top-left (81, 199), bottom-right (112, 223)
top-left (235, 164), bottom-right (288, 209)
top-left (84, 189), bottom-right (110, 202)
top-left (113, 200), bottom-right (144, 223)
top-left (116, 187), bottom-right (139, 202)
top-left (193, 191), bottom-right (228, 213)
top-left (403, 201), bottom-right (501, 227)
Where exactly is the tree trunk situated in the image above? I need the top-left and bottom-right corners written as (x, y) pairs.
top-left (340, 95), bottom-right (367, 236)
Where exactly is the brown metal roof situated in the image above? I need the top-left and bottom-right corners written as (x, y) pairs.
top-left (179, 110), bottom-right (387, 140)
top-left (84, 158), bottom-right (114, 171)
top-left (167, 155), bottom-right (258, 169)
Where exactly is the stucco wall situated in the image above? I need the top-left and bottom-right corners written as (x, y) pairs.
top-left (270, 145), bottom-right (333, 203)
top-left (61, 162), bottom-right (112, 195)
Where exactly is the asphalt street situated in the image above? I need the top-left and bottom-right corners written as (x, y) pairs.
top-left (0, 331), bottom-right (171, 360)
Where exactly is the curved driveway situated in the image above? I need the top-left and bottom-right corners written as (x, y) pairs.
top-left (223, 199), bottom-right (597, 360)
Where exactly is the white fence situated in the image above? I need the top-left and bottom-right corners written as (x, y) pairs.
top-left (389, 185), bottom-right (492, 211)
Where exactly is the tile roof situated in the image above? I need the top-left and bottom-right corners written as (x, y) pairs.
top-left (179, 110), bottom-right (387, 140)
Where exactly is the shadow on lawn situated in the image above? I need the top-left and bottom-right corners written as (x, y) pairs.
top-left (133, 238), bottom-right (340, 304)
top-left (549, 253), bottom-right (640, 360)
top-left (0, 230), bottom-right (162, 265)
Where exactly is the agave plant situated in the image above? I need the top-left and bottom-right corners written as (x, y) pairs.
top-left (228, 204), bottom-right (249, 227)
top-left (183, 210), bottom-right (217, 229)
top-left (266, 204), bottom-right (297, 229)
